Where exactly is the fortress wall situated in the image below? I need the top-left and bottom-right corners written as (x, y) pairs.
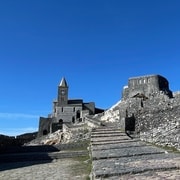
top-left (117, 95), bottom-right (180, 150)
top-left (122, 75), bottom-right (172, 100)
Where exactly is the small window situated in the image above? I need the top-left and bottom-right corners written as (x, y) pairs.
top-left (43, 129), bottom-right (48, 135)
top-left (59, 119), bottom-right (63, 123)
top-left (72, 117), bottom-right (75, 123)
top-left (62, 107), bottom-right (64, 112)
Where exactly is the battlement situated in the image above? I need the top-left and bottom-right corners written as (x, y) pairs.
top-left (122, 74), bottom-right (173, 100)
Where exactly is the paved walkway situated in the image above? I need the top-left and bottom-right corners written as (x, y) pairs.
top-left (0, 150), bottom-right (90, 180)
top-left (90, 126), bottom-right (180, 179)
top-left (0, 158), bottom-right (88, 180)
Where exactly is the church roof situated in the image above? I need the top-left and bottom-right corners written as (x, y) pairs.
top-left (59, 77), bottom-right (68, 87)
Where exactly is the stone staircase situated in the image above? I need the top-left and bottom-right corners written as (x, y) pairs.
top-left (90, 126), bottom-right (180, 179)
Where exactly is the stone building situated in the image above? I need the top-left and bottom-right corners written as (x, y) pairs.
top-left (122, 74), bottom-right (173, 100)
top-left (119, 74), bottom-right (173, 133)
top-left (38, 77), bottom-right (103, 137)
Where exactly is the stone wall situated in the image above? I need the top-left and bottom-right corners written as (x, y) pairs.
top-left (0, 132), bottom-right (37, 153)
top-left (138, 101), bottom-right (180, 151)
top-left (99, 91), bottom-right (180, 151)
top-left (122, 75), bottom-right (173, 100)
top-left (54, 105), bottom-right (82, 123)
top-left (126, 94), bottom-right (180, 150)
top-left (38, 117), bottom-right (52, 137)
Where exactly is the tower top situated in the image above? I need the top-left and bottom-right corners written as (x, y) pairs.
top-left (59, 77), bottom-right (68, 87)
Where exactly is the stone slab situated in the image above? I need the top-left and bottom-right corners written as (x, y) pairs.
top-left (91, 139), bottom-right (139, 146)
top-left (100, 169), bottom-right (180, 180)
top-left (92, 145), bottom-right (165, 160)
top-left (91, 131), bottom-right (124, 134)
top-left (92, 154), bottom-right (180, 178)
top-left (91, 136), bottom-right (131, 142)
top-left (91, 141), bottom-right (147, 151)
top-left (91, 133), bottom-right (126, 138)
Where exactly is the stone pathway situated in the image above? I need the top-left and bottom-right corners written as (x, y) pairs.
top-left (0, 150), bottom-right (90, 180)
top-left (0, 158), bottom-right (88, 180)
top-left (90, 126), bottom-right (180, 179)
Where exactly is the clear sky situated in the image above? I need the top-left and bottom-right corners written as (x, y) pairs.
top-left (0, 0), bottom-right (180, 136)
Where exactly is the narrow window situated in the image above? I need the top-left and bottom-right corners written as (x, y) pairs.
top-left (43, 129), bottom-right (48, 135)
top-left (72, 117), bottom-right (75, 123)
top-left (76, 110), bottom-right (80, 119)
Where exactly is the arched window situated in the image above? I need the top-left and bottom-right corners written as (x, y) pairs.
top-left (59, 119), bottom-right (63, 123)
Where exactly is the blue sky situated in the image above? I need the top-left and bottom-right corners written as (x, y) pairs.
top-left (0, 0), bottom-right (180, 136)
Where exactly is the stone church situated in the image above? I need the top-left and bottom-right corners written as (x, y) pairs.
top-left (38, 77), bottom-right (103, 137)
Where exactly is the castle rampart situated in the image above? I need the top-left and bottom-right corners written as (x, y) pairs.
top-left (122, 74), bottom-right (172, 100)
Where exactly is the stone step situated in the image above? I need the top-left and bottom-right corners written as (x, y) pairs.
top-left (90, 126), bottom-right (180, 179)
top-left (92, 145), bottom-right (165, 160)
top-left (91, 141), bottom-right (147, 151)
top-left (91, 131), bottom-right (125, 135)
top-left (0, 150), bottom-right (89, 163)
top-left (91, 134), bottom-right (126, 138)
top-left (92, 128), bottom-right (121, 132)
top-left (117, 169), bottom-right (180, 180)
top-left (91, 139), bottom-right (139, 146)
top-left (92, 154), bottom-right (180, 179)
top-left (92, 129), bottom-right (122, 132)
top-left (91, 136), bottom-right (131, 142)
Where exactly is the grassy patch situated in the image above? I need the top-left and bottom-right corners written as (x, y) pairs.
top-left (64, 139), bottom-right (90, 152)
top-left (71, 155), bottom-right (92, 180)
top-left (161, 145), bottom-right (180, 153)
top-left (147, 142), bottom-right (180, 153)
top-left (67, 139), bottom-right (92, 179)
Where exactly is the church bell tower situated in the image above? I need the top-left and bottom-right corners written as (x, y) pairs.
top-left (58, 77), bottom-right (68, 105)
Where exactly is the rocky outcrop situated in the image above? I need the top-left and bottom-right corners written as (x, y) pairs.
top-left (27, 123), bottom-right (91, 146)
top-left (100, 100), bottom-right (121, 123)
